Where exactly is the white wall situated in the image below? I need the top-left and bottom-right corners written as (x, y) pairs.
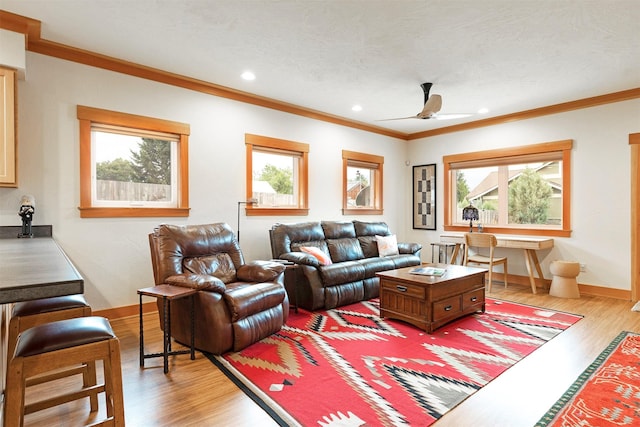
top-left (2, 52), bottom-right (637, 311)
top-left (0, 53), bottom-right (409, 310)
top-left (406, 99), bottom-right (640, 290)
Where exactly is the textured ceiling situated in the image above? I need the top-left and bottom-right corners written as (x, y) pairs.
top-left (2, 0), bottom-right (639, 134)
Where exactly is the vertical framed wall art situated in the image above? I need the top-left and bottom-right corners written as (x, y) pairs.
top-left (413, 164), bottom-right (436, 230)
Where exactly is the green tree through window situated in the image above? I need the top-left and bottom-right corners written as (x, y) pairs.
top-left (456, 172), bottom-right (469, 207)
top-left (96, 157), bottom-right (135, 181)
top-left (508, 168), bottom-right (552, 224)
top-left (258, 164), bottom-right (293, 194)
top-left (130, 138), bottom-right (171, 185)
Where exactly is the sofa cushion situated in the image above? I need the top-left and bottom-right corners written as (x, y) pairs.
top-left (357, 257), bottom-right (396, 278)
top-left (318, 261), bottom-right (365, 286)
top-left (354, 220), bottom-right (390, 237)
top-left (376, 234), bottom-right (399, 257)
top-left (300, 246), bottom-right (333, 265)
top-left (327, 238), bottom-right (364, 263)
top-left (322, 221), bottom-right (356, 239)
top-left (324, 281), bottom-right (365, 309)
top-left (358, 235), bottom-right (379, 258)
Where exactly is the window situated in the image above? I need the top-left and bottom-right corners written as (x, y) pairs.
top-left (443, 140), bottom-right (572, 236)
top-left (77, 106), bottom-right (190, 218)
top-left (245, 133), bottom-right (309, 216)
top-left (342, 150), bottom-right (383, 215)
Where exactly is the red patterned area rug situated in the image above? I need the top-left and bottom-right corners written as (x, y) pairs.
top-left (536, 331), bottom-right (640, 427)
top-left (206, 298), bottom-right (581, 427)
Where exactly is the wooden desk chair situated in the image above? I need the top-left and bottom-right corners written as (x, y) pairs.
top-left (463, 233), bottom-right (508, 292)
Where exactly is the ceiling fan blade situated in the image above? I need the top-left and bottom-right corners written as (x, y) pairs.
top-left (431, 112), bottom-right (473, 120)
top-left (376, 116), bottom-right (422, 121)
top-left (416, 94), bottom-right (442, 118)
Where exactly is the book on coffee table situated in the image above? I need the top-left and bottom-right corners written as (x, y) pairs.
top-left (409, 267), bottom-right (446, 276)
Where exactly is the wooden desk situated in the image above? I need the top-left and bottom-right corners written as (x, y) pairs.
top-left (440, 233), bottom-right (554, 294)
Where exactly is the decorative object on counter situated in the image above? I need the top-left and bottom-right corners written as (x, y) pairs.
top-left (18, 194), bottom-right (35, 238)
top-left (462, 203), bottom-right (479, 232)
top-left (236, 198), bottom-right (258, 242)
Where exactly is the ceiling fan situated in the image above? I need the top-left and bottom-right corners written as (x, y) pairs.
top-left (379, 82), bottom-right (472, 121)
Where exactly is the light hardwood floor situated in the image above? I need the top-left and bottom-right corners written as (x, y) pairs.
top-left (22, 284), bottom-right (640, 426)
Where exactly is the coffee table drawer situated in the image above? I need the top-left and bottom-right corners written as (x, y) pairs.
top-left (433, 295), bottom-right (462, 321)
top-left (463, 288), bottom-right (484, 309)
top-left (381, 279), bottom-right (425, 300)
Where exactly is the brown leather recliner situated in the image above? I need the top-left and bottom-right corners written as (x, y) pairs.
top-left (148, 222), bottom-right (289, 355)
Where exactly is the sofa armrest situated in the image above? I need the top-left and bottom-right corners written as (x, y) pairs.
top-left (279, 252), bottom-right (321, 267)
top-left (398, 242), bottom-right (422, 255)
top-left (165, 274), bottom-right (226, 293)
top-left (237, 260), bottom-right (286, 282)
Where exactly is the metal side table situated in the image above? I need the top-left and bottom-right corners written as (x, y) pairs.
top-left (138, 284), bottom-right (196, 374)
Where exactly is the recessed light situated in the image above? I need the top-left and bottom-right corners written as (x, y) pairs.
top-left (241, 71), bottom-right (256, 81)
top-left (352, 105), bottom-right (362, 112)
top-left (478, 107), bottom-right (489, 114)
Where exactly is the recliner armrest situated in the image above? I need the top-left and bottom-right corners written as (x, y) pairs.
top-left (398, 242), bottom-right (422, 255)
top-left (278, 252), bottom-right (320, 267)
top-left (165, 274), bottom-right (226, 293)
top-left (237, 261), bottom-right (286, 282)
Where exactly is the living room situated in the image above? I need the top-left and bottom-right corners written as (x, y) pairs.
top-left (0, 2), bottom-right (639, 426)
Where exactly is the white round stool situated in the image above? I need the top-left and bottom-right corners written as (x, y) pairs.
top-left (549, 260), bottom-right (581, 298)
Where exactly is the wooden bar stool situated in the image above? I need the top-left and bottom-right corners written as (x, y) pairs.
top-left (8, 294), bottom-right (92, 359)
top-left (4, 316), bottom-right (125, 427)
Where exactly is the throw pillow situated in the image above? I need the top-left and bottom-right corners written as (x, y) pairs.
top-left (376, 234), bottom-right (399, 257)
top-left (300, 246), bottom-right (333, 265)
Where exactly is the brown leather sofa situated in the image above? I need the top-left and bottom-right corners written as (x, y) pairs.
top-left (270, 220), bottom-right (422, 310)
top-left (149, 223), bottom-right (289, 355)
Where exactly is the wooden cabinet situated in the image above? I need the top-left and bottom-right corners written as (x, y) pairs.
top-left (0, 67), bottom-right (16, 187)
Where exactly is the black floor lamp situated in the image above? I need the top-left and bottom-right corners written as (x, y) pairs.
top-left (236, 199), bottom-right (258, 242)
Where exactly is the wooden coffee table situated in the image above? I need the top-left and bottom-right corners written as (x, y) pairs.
top-left (376, 264), bottom-right (487, 333)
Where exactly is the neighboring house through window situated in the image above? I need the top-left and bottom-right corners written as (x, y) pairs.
top-left (342, 150), bottom-right (383, 215)
top-left (245, 133), bottom-right (309, 216)
top-left (77, 106), bottom-right (190, 218)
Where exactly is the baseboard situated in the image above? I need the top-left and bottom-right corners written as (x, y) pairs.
top-left (503, 273), bottom-right (631, 300)
top-left (94, 275), bottom-right (632, 320)
top-left (93, 300), bottom-right (157, 320)
top-left (577, 283), bottom-right (631, 300)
